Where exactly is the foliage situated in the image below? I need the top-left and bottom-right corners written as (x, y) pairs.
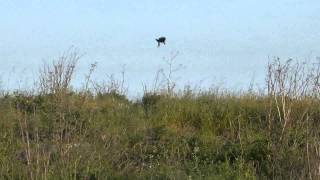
top-left (0, 55), bottom-right (320, 179)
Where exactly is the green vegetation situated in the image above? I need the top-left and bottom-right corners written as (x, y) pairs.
top-left (1, 53), bottom-right (320, 179)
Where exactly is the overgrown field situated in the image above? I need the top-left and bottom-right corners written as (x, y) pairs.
top-left (1, 53), bottom-right (320, 179)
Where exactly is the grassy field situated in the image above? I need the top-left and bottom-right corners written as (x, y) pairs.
top-left (1, 53), bottom-right (320, 179)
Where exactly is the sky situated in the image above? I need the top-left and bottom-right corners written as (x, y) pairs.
top-left (1, 0), bottom-right (320, 95)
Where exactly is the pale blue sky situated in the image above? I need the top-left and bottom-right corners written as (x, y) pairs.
top-left (1, 0), bottom-right (320, 94)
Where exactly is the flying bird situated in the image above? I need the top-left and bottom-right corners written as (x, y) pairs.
top-left (156, 37), bottom-right (166, 47)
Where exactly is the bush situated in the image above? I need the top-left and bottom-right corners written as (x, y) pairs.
top-left (1, 56), bottom-right (320, 179)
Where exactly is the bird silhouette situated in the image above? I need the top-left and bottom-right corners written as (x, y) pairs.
top-left (156, 37), bottom-right (166, 47)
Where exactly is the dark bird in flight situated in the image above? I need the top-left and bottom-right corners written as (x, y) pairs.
top-left (156, 37), bottom-right (166, 47)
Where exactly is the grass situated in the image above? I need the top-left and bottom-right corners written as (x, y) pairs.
top-left (0, 52), bottom-right (320, 179)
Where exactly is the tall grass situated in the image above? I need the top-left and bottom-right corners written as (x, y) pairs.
top-left (0, 52), bottom-right (320, 179)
